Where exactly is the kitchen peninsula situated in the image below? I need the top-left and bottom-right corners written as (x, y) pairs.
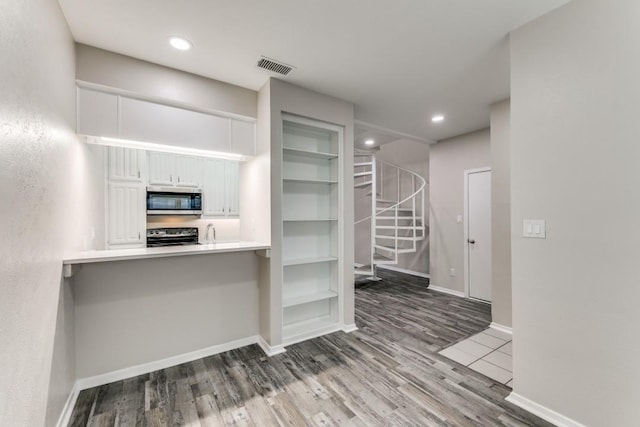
top-left (67, 241), bottom-right (271, 387)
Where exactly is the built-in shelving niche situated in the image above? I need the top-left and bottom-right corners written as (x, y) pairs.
top-left (281, 115), bottom-right (343, 345)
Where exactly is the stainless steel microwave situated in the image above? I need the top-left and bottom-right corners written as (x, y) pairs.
top-left (146, 187), bottom-right (202, 215)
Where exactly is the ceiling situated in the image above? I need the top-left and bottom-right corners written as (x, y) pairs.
top-left (58, 0), bottom-right (569, 143)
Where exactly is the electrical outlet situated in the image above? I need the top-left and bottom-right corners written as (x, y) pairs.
top-left (449, 268), bottom-right (456, 277)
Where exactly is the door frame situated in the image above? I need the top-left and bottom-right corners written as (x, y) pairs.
top-left (463, 167), bottom-right (492, 300)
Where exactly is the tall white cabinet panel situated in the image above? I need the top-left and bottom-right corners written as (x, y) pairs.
top-left (108, 147), bottom-right (144, 182)
top-left (225, 161), bottom-right (240, 216)
top-left (119, 97), bottom-right (231, 152)
top-left (280, 115), bottom-right (342, 346)
top-left (148, 152), bottom-right (175, 186)
top-left (202, 159), bottom-right (226, 215)
top-left (107, 182), bottom-right (145, 248)
top-left (230, 119), bottom-right (256, 156)
top-left (77, 87), bottom-right (119, 137)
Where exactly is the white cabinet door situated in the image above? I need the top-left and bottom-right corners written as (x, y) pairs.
top-left (77, 87), bottom-right (119, 137)
top-left (148, 152), bottom-right (175, 186)
top-left (119, 97), bottom-right (231, 152)
top-left (225, 161), bottom-right (240, 216)
top-left (175, 155), bottom-right (202, 187)
top-left (202, 159), bottom-right (226, 216)
top-left (107, 182), bottom-right (145, 247)
top-left (108, 147), bottom-right (144, 182)
top-left (230, 119), bottom-right (256, 156)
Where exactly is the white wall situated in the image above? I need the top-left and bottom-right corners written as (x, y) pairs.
top-left (0, 0), bottom-right (92, 425)
top-left (74, 252), bottom-right (260, 378)
top-left (510, 0), bottom-right (640, 424)
top-left (76, 44), bottom-right (257, 118)
top-left (429, 130), bottom-right (490, 293)
top-left (490, 100), bottom-right (511, 327)
top-left (377, 139), bottom-right (430, 275)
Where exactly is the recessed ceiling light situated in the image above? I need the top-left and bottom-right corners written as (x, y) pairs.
top-left (169, 36), bottom-right (192, 51)
top-left (365, 139), bottom-right (375, 146)
top-left (431, 114), bottom-right (445, 123)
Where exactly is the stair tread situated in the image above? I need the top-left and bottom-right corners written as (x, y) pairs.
top-left (354, 162), bottom-right (373, 167)
top-left (376, 225), bottom-right (425, 230)
top-left (354, 181), bottom-right (373, 188)
top-left (354, 172), bottom-right (372, 177)
top-left (376, 236), bottom-right (416, 241)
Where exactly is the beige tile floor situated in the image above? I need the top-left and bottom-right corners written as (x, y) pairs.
top-left (439, 328), bottom-right (513, 387)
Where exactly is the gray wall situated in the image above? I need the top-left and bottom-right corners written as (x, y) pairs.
top-left (0, 0), bottom-right (89, 425)
top-left (74, 253), bottom-right (259, 378)
top-left (377, 140), bottom-right (430, 275)
top-left (429, 129), bottom-right (490, 293)
top-left (510, 0), bottom-right (640, 424)
top-left (490, 100), bottom-right (511, 327)
top-left (76, 44), bottom-right (257, 118)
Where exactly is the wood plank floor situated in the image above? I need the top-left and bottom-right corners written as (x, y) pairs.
top-left (68, 270), bottom-right (550, 426)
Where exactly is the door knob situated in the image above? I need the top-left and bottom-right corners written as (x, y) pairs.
top-left (468, 239), bottom-right (476, 244)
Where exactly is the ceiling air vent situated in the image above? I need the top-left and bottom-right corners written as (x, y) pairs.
top-left (257, 56), bottom-right (294, 76)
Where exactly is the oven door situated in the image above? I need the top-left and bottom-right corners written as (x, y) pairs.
top-left (146, 187), bottom-right (202, 215)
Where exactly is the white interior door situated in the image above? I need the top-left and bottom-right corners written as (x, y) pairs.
top-left (467, 169), bottom-right (492, 302)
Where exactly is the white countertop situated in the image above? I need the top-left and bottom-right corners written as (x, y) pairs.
top-left (63, 241), bottom-right (270, 265)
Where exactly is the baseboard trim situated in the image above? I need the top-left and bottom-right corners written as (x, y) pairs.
top-left (257, 335), bottom-right (286, 357)
top-left (506, 392), bottom-right (586, 427)
top-left (490, 322), bottom-right (513, 335)
top-left (76, 335), bottom-right (259, 391)
top-left (428, 284), bottom-right (465, 298)
top-left (56, 382), bottom-right (80, 427)
top-left (342, 323), bottom-right (358, 333)
top-left (376, 265), bottom-right (430, 279)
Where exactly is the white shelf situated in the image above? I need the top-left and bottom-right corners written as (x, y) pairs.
top-left (282, 315), bottom-right (340, 345)
top-left (283, 147), bottom-right (337, 159)
top-left (283, 177), bottom-right (338, 184)
top-left (280, 114), bottom-right (342, 347)
top-left (283, 290), bottom-right (338, 308)
top-left (283, 256), bottom-right (338, 266)
top-left (283, 218), bottom-right (338, 222)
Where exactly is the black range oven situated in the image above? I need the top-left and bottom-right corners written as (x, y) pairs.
top-left (147, 227), bottom-right (199, 247)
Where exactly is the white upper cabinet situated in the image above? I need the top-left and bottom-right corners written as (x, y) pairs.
top-left (77, 87), bottom-right (256, 156)
top-left (119, 97), bottom-right (231, 152)
top-left (202, 159), bottom-right (239, 217)
top-left (148, 152), bottom-right (202, 188)
top-left (77, 87), bottom-right (119, 137)
top-left (230, 119), bottom-right (256, 156)
top-left (108, 146), bottom-right (144, 182)
top-left (148, 152), bottom-right (175, 186)
top-left (174, 155), bottom-right (202, 188)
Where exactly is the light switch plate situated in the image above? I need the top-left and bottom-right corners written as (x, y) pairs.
top-left (523, 219), bottom-right (546, 238)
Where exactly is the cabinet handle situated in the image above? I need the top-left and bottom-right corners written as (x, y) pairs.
top-left (138, 232), bottom-right (141, 240)
top-left (170, 174), bottom-right (173, 182)
top-left (178, 176), bottom-right (181, 183)
top-left (137, 171), bottom-right (141, 179)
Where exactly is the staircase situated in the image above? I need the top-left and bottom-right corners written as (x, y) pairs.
top-left (354, 153), bottom-right (427, 280)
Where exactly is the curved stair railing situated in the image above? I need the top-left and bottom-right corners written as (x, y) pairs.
top-left (354, 153), bottom-right (427, 279)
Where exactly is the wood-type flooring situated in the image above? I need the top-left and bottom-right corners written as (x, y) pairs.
top-left (68, 270), bottom-right (549, 426)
